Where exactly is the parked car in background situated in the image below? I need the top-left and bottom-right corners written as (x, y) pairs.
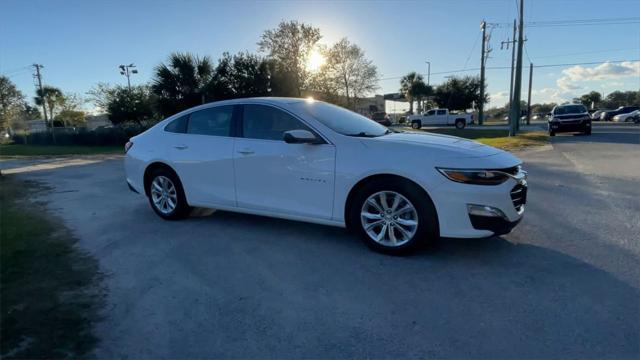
top-left (590, 109), bottom-right (608, 120)
top-left (125, 98), bottom-right (526, 254)
top-left (613, 109), bottom-right (640, 123)
top-left (371, 111), bottom-right (392, 126)
top-left (600, 106), bottom-right (640, 121)
top-left (532, 113), bottom-right (545, 121)
top-left (548, 104), bottom-right (591, 136)
top-left (408, 109), bottom-right (473, 129)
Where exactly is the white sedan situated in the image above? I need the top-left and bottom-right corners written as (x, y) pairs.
top-left (612, 110), bottom-right (640, 123)
top-left (125, 98), bottom-right (527, 254)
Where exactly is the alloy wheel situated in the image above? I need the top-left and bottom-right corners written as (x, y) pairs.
top-left (360, 191), bottom-right (418, 247)
top-left (150, 176), bottom-right (178, 214)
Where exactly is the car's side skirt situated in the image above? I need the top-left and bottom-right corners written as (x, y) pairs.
top-left (188, 202), bottom-right (347, 228)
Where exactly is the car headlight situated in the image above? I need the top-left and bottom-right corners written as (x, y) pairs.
top-left (437, 168), bottom-right (511, 185)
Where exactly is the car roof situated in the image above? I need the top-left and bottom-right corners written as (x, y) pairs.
top-left (166, 97), bottom-right (311, 120)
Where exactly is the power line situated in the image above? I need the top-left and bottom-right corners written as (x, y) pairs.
top-left (488, 16), bottom-right (640, 28)
top-left (531, 47), bottom-right (639, 59)
top-left (534, 59), bottom-right (640, 68)
top-left (379, 59), bottom-right (639, 81)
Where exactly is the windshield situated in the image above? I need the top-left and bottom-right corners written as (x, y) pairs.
top-left (293, 101), bottom-right (389, 137)
top-left (554, 105), bottom-right (587, 115)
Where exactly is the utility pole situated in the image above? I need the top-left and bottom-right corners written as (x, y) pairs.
top-left (32, 64), bottom-right (55, 143)
top-left (119, 63), bottom-right (138, 92)
top-left (425, 61), bottom-right (431, 86)
top-left (478, 20), bottom-right (486, 125)
top-left (527, 62), bottom-right (533, 125)
top-left (32, 64), bottom-right (47, 123)
top-left (510, 0), bottom-right (524, 136)
top-left (508, 20), bottom-right (516, 109)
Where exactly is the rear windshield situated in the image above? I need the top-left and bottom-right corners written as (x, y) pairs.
top-left (553, 105), bottom-right (587, 115)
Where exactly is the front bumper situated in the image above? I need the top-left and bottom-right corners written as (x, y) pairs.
top-left (430, 170), bottom-right (527, 238)
top-left (469, 213), bottom-right (522, 235)
top-left (549, 119), bottom-right (590, 132)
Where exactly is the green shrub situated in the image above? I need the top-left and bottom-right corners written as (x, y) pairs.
top-left (12, 124), bottom-right (151, 146)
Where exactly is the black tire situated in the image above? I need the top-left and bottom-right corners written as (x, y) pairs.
top-left (146, 167), bottom-right (192, 220)
top-left (584, 127), bottom-right (591, 135)
top-left (411, 121), bottom-right (421, 129)
top-left (549, 130), bottom-right (556, 136)
top-left (454, 119), bottom-right (466, 129)
top-left (347, 178), bottom-right (439, 255)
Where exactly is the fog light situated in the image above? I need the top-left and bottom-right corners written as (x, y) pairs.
top-left (586, 122), bottom-right (591, 126)
top-left (467, 204), bottom-right (508, 219)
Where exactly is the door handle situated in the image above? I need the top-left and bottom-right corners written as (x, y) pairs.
top-left (173, 145), bottom-right (188, 150)
top-left (237, 149), bottom-right (255, 155)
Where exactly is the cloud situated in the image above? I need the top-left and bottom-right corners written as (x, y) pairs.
top-left (556, 61), bottom-right (640, 91)
top-left (531, 87), bottom-right (570, 104)
top-left (491, 91), bottom-right (509, 106)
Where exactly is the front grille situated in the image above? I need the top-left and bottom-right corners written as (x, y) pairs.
top-left (510, 184), bottom-right (527, 211)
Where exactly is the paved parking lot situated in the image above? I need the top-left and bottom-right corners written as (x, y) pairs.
top-left (4, 126), bottom-right (639, 359)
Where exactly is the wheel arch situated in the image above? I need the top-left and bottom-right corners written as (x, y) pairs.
top-left (143, 161), bottom-right (181, 197)
top-left (343, 173), bottom-right (439, 230)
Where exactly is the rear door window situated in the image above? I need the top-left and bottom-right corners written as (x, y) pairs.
top-left (164, 115), bottom-right (188, 133)
top-left (187, 106), bottom-right (233, 137)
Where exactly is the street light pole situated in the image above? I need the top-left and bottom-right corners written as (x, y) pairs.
top-left (425, 61), bottom-right (431, 86)
top-left (119, 63), bottom-right (138, 92)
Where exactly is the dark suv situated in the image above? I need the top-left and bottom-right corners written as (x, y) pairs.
top-left (600, 106), bottom-right (640, 121)
top-left (548, 104), bottom-right (591, 136)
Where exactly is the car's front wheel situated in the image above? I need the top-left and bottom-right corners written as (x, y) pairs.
top-left (146, 168), bottom-right (191, 220)
top-left (411, 121), bottom-right (421, 129)
top-left (455, 119), bottom-right (466, 129)
top-left (348, 179), bottom-right (439, 254)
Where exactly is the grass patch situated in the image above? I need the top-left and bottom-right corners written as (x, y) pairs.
top-left (422, 128), bottom-right (549, 151)
top-left (0, 177), bottom-right (104, 358)
top-left (0, 144), bottom-right (121, 157)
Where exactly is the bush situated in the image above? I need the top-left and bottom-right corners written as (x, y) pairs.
top-left (12, 124), bottom-right (151, 146)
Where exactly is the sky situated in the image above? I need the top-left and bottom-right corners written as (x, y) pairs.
top-left (1, 0), bottom-right (639, 113)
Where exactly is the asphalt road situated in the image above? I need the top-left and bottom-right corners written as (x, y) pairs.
top-left (4, 126), bottom-right (639, 359)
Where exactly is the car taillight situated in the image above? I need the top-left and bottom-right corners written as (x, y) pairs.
top-left (124, 141), bottom-right (133, 153)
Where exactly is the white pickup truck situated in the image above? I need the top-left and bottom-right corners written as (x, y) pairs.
top-left (407, 109), bottom-right (473, 129)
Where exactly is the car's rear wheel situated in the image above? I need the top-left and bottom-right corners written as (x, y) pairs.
top-left (348, 179), bottom-right (438, 254)
top-left (455, 119), bottom-right (466, 129)
top-left (146, 168), bottom-right (191, 220)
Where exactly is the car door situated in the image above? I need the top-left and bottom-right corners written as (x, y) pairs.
top-left (434, 109), bottom-right (448, 125)
top-left (423, 109), bottom-right (437, 125)
top-left (233, 104), bottom-right (336, 219)
top-left (167, 105), bottom-right (237, 207)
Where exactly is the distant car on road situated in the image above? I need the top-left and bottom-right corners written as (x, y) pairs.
top-left (124, 98), bottom-right (526, 254)
top-left (600, 106), bottom-right (639, 121)
top-left (590, 109), bottom-right (608, 121)
top-left (371, 111), bottom-right (392, 126)
top-left (612, 109), bottom-right (640, 123)
top-left (548, 104), bottom-right (591, 136)
top-left (407, 109), bottom-right (472, 129)
top-left (532, 113), bottom-right (545, 121)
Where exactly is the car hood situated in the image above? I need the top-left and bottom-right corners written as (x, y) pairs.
top-left (372, 132), bottom-right (502, 158)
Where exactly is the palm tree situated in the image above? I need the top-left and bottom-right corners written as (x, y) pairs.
top-left (399, 72), bottom-right (426, 114)
top-left (412, 81), bottom-right (433, 113)
top-left (151, 52), bottom-right (214, 117)
top-left (34, 86), bottom-right (64, 125)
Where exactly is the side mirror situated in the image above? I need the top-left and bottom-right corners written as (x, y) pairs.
top-left (283, 130), bottom-right (322, 144)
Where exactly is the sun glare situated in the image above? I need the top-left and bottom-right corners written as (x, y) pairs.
top-left (306, 49), bottom-right (326, 72)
